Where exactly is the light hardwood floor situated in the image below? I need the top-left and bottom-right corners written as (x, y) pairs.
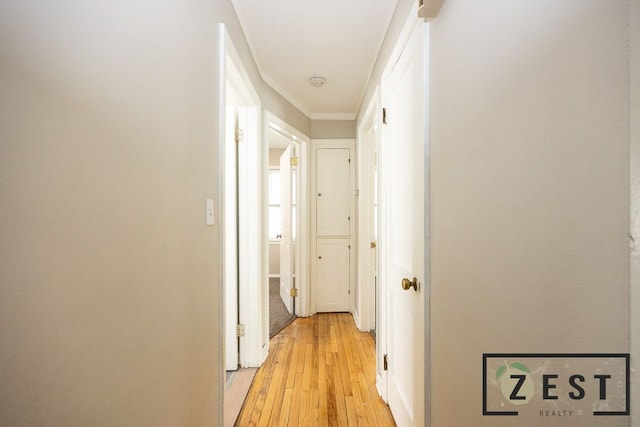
top-left (236, 313), bottom-right (396, 426)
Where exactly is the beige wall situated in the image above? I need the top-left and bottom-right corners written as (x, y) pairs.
top-left (310, 119), bottom-right (357, 139)
top-left (0, 0), bottom-right (306, 425)
top-left (631, 1), bottom-right (640, 426)
top-left (429, 1), bottom-right (630, 426)
top-left (269, 148), bottom-right (286, 167)
top-left (269, 242), bottom-right (280, 276)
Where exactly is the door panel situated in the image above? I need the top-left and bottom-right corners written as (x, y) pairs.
top-left (316, 148), bottom-right (350, 236)
top-left (316, 238), bottom-right (350, 312)
top-left (384, 22), bottom-right (425, 426)
top-left (225, 94), bottom-right (239, 371)
top-left (279, 145), bottom-right (294, 314)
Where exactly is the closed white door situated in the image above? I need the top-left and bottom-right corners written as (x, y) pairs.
top-left (279, 145), bottom-right (294, 314)
top-left (314, 146), bottom-right (352, 312)
top-left (316, 148), bottom-right (351, 237)
top-left (316, 238), bottom-right (350, 312)
top-left (383, 21), bottom-right (426, 426)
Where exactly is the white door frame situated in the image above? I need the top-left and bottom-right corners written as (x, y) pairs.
top-left (377, 5), bottom-right (431, 424)
top-left (218, 24), bottom-right (263, 374)
top-left (223, 80), bottom-right (240, 372)
top-left (278, 144), bottom-right (294, 314)
top-left (310, 139), bottom-right (356, 314)
top-left (264, 112), bottom-right (310, 318)
top-left (356, 87), bottom-right (380, 332)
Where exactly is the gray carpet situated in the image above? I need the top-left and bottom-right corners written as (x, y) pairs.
top-left (269, 278), bottom-right (296, 338)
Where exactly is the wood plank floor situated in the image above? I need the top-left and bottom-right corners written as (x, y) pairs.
top-left (236, 313), bottom-right (396, 426)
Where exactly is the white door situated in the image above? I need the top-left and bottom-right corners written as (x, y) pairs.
top-left (383, 21), bottom-right (426, 426)
top-left (316, 148), bottom-right (351, 237)
top-left (224, 91), bottom-right (239, 371)
top-left (315, 146), bottom-right (352, 312)
top-left (279, 145), bottom-right (294, 314)
top-left (317, 238), bottom-right (350, 312)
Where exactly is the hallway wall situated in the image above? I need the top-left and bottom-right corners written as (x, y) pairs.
top-left (630, 1), bottom-right (640, 426)
top-left (429, 1), bottom-right (630, 426)
top-left (0, 1), bottom-right (308, 426)
top-left (310, 119), bottom-right (356, 139)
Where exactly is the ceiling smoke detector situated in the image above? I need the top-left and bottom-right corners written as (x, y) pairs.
top-left (309, 76), bottom-right (326, 88)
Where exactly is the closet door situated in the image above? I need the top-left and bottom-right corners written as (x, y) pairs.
top-left (314, 144), bottom-right (353, 313)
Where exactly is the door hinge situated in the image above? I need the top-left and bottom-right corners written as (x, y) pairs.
top-left (235, 128), bottom-right (244, 143)
top-left (348, 158), bottom-right (351, 163)
top-left (383, 354), bottom-right (388, 371)
top-left (382, 108), bottom-right (387, 125)
top-left (236, 324), bottom-right (245, 337)
top-left (371, 241), bottom-right (377, 249)
top-left (290, 156), bottom-right (299, 166)
top-left (290, 288), bottom-right (298, 297)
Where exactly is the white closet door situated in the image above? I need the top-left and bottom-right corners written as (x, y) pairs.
top-left (316, 148), bottom-right (350, 236)
top-left (316, 238), bottom-right (350, 312)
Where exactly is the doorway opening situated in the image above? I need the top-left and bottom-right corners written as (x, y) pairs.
top-left (219, 24), bottom-right (263, 426)
top-left (266, 126), bottom-right (297, 337)
top-left (265, 113), bottom-right (310, 334)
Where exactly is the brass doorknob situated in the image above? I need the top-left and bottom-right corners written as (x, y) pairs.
top-left (401, 277), bottom-right (418, 292)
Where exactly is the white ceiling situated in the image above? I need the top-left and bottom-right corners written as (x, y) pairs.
top-left (231, 0), bottom-right (398, 120)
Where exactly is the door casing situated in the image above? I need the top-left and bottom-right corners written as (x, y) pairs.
top-left (218, 23), bottom-right (263, 379)
top-left (356, 86), bottom-right (380, 333)
top-left (279, 144), bottom-right (294, 314)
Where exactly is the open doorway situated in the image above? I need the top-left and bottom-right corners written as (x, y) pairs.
top-left (265, 113), bottom-right (310, 336)
top-left (266, 126), bottom-right (297, 337)
top-left (218, 24), bottom-right (263, 426)
top-left (222, 43), bottom-right (261, 370)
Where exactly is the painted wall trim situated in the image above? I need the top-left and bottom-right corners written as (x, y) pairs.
top-left (356, 86), bottom-right (380, 333)
top-left (216, 24), bottom-right (227, 427)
